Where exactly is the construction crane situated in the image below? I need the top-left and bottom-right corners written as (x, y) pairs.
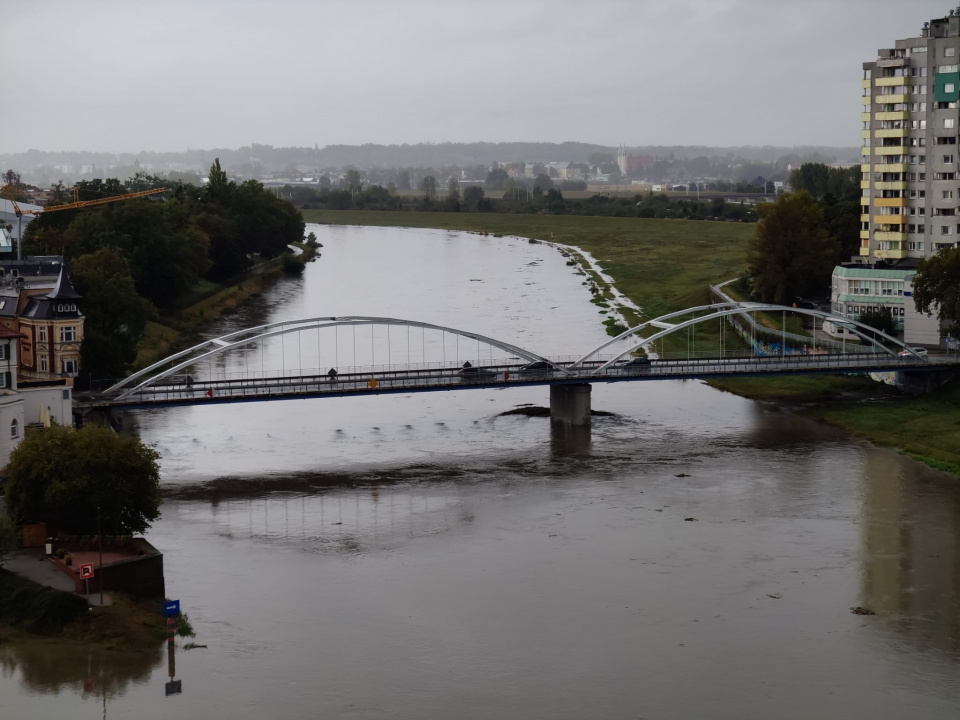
top-left (7, 186), bottom-right (167, 260)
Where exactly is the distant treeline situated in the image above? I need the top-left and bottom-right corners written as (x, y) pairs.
top-left (22, 165), bottom-right (304, 379)
top-left (3, 142), bottom-right (860, 182)
top-left (282, 182), bottom-right (757, 222)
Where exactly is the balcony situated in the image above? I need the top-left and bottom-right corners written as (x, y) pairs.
top-left (875, 231), bottom-right (908, 242)
top-left (861, 163), bottom-right (871, 172)
top-left (875, 247), bottom-right (908, 260)
top-left (874, 197), bottom-right (906, 207)
top-left (860, 180), bottom-right (871, 189)
top-left (873, 214), bottom-right (907, 224)
top-left (874, 181), bottom-right (907, 190)
top-left (860, 246), bottom-right (871, 256)
top-left (861, 147), bottom-right (871, 156)
top-left (862, 96), bottom-right (872, 106)
top-left (875, 128), bottom-right (908, 138)
top-left (875, 94), bottom-right (909, 104)
top-left (876, 111), bottom-right (909, 121)
top-left (862, 112), bottom-right (872, 122)
top-left (874, 145), bottom-right (907, 155)
top-left (861, 129), bottom-right (871, 139)
top-left (862, 79), bottom-right (872, 89)
top-left (860, 230), bottom-right (870, 239)
top-left (876, 76), bottom-right (907, 86)
top-left (874, 162), bottom-right (907, 172)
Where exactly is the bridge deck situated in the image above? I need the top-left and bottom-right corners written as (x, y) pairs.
top-left (78, 353), bottom-right (957, 410)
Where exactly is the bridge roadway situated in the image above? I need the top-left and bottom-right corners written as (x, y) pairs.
top-left (76, 352), bottom-right (953, 411)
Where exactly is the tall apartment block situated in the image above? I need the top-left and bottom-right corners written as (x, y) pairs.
top-left (828, 10), bottom-right (960, 346)
top-left (861, 11), bottom-right (960, 263)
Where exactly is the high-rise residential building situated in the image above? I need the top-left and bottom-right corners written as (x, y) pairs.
top-left (829, 9), bottom-right (960, 345)
top-left (860, 9), bottom-right (960, 264)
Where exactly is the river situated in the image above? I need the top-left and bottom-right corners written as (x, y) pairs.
top-left (2, 224), bottom-right (959, 719)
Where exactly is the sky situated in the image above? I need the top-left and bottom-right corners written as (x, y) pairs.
top-left (2, 0), bottom-right (956, 153)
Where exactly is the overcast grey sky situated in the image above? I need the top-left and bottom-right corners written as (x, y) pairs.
top-left (3, 0), bottom-right (954, 153)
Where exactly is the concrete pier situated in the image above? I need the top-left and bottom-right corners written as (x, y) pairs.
top-left (549, 383), bottom-right (592, 426)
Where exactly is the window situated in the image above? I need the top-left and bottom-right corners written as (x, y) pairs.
top-left (947, 47), bottom-right (957, 57)
top-left (938, 65), bottom-right (959, 73)
top-left (945, 155), bottom-right (955, 164)
top-left (942, 225), bottom-right (953, 235)
top-left (62, 359), bottom-right (77, 376)
top-left (935, 172), bottom-right (956, 180)
top-left (10, 419), bottom-right (17, 439)
top-left (945, 118), bottom-right (955, 129)
top-left (944, 190), bottom-right (955, 198)
top-left (922, 67), bottom-right (928, 76)
top-left (60, 326), bottom-right (76, 343)
top-left (921, 155), bottom-right (927, 164)
top-left (920, 173), bottom-right (927, 180)
top-left (0, 345), bottom-right (5, 361)
top-left (947, 83), bottom-right (957, 94)
top-left (918, 225), bottom-right (926, 233)
top-left (38, 326), bottom-right (46, 342)
top-left (39, 355), bottom-right (47, 373)
top-left (865, 69), bottom-right (873, 79)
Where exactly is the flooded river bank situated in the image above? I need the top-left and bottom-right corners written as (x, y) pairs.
top-left (2, 225), bottom-right (958, 719)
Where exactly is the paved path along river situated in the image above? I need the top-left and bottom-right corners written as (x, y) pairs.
top-left (2, 225), bottom-right (959, 719)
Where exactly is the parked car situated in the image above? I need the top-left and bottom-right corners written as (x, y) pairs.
top-left (897, 347), bottom-right (929, 359)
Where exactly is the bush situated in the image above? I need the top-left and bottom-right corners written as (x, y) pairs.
top-left (280, 253), bottom-right (305, 276)
top-left (0, 570), bottom-right (88, 634)
top-left (0, 515), bottom-right (16, 568)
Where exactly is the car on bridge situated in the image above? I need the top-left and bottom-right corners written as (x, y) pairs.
top-left (898, 347), bottom-right (929, 360)
top-left (615, 356), bottom-right (652, 374)
top-left (518, 361), bottom-right (559, 376)
top-left (459, 366), bottom-right (499, 382)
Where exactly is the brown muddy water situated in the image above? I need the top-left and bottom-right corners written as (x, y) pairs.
top-left (2, 226), bottom-right (959, 719)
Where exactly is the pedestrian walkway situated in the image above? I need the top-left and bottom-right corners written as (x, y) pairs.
top-left (3, 548), bottom-right (76, 592)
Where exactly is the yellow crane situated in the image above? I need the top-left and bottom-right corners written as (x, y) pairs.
top-left (7, 186), bottom-right (167, 260)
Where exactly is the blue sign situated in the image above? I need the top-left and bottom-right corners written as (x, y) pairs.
top-left (164, 600), bottom-right (181, 618)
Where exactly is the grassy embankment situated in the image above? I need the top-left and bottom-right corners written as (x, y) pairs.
top-left (303, 209), bottom-right (959, 475)
top-left (134, 242), bottom-right (316, 370)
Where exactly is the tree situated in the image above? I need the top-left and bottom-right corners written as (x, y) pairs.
top-left (485, 168), bottom-right (509, 191)
top-left (912, 246), bottom-right (960, 326)
top-left (344, 169), bottom-right (362, 195)
top-left (858, 307), bottom-right (897, 336)
top-left (0, 514), bottom-right (16, 568)
top-left (207, 158), bottom-right (229, 194)
top-left (463, 185), bottom-right (486, 212)
top-left (72, 249), bottom-right (154, 379)
top-left (746, 191), bottom-right (838, 304)
top-left (447, 177), bottom-right (460, 203)
top-left (4, 425), bottom-right (162, 536)
top-left (420, 175), bottom-right (437, 201)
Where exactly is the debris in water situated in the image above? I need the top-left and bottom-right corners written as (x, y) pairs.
top-left (684, 517), bottom-right (698, 522)
top-left (766, 593), bottom-right (782, 600)
top-left (675, 473), bottom-right (691, 478)
top-left (850, 606), bottom-right (876, 616)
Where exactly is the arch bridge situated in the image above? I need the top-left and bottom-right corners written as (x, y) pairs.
top-left (78, 304), bottom-right (954, 426)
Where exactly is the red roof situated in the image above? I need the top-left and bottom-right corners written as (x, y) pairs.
top-left (0, 326), bottom-right (23, 339)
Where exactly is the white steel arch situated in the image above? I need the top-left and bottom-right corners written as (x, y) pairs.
top-left (106, 316), bottom-right (566, 401)
top-left (572, 303), bottom-right (921, 372)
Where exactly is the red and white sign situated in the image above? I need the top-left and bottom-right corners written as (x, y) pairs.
top-left (79, 563), bottom-right (95, 579)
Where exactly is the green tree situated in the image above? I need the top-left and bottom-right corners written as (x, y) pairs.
top-left (4, 425), bottom-right (162, 536)
top-left (344, 169), bottom-right (362, 195)
top-left (858, 307), bottom-right (897, 336)
top-left (485, 168), bottom-right (509, 191)
top-left (0, 514), bottom-right (16, 568)
top-left (420, 175), bottom-right (437, 201)
top-left (72, 249), bottom-right (154, 379)
top-left (746, 191), bottom-right (838, 303)
top-left (207, 158), bottom-right (229, 195)
top-left (912, 246), bottom-right (960, 326)
top-left (463, 185), bottom-right (486, 212)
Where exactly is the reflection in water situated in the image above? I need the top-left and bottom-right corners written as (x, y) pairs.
top-left (0, 641), bottom-right (163, 699)
top-left (860, 451), bottom-right (960, 655)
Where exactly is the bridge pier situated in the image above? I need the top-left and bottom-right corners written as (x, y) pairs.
top-left (550, 383), bottom-right (592, 426)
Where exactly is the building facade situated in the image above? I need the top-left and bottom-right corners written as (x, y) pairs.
top-left (860, 11), bottom-right (960, 264)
